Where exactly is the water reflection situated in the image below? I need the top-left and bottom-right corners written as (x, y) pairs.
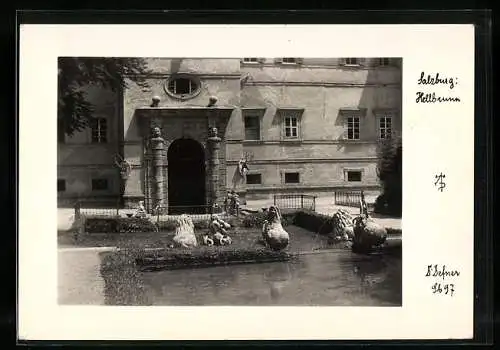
top-left (127, 250), bottom-right (402, 307)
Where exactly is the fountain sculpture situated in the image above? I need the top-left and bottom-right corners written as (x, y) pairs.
top-left (262, 205), bottom-right (290, 251)
top-left (203, 215), bottom-right (232, 246)
top-left (172, 215), bottom-right (198, 248)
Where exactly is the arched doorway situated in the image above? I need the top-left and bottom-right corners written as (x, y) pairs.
top-left (167, 138), bottom-right (206, 214)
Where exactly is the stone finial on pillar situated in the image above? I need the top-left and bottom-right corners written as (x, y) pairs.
top-left (151, 96), bottom-right (161, 107)
top-left (150, 126), bottom-right (165, 212)
top-left (207, 126), bottom-right (222, 209)
top-left (207, 96), bottom-right (218, 107)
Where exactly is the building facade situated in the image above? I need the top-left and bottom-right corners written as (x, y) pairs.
top-left (57, 57), bottom-right (402, 211)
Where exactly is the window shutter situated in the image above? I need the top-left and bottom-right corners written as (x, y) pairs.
top-left (296, 58), bottom-right (304, 64)
top-left (274, 58), bottom-right (283, 64)
top-left (358, 57), bottom-right (366, 66)
top-left (339, 58), bottom-right (346, 66)
top-left (258, 57), bottom-right (265, 63)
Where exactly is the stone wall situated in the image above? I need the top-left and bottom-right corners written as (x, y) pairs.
top-left (57, 84), bottom-right (121, 206)
top-left (58, 58), bottom-right (402, 207)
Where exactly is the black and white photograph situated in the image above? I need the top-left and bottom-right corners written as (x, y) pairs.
top-left (19, 23), bottom-right (477, 341)
top-left (57, 57), bottom-right (403, 307)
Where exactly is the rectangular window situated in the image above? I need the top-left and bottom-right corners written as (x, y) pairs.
top-left (284, 172), bottom-right (300, 184)
top-left (282, 58), bottom-right (297, 64)
top-left (244, 116), bottom-right (261, 140)
top-left (246, 173), bottom-right (262, 185)
top-left (379, 58), bottom-right (391, 66)
top-left (92, 178), bottom-right (108, 191)
top-left (379, 116), bottom-right (393, 139)
top-left (57, 179), bottom-right (66, 192)
top-left (91, 118), bottom-right (108, 143)
top-left (345, 58), bottom-right (359, 65)
top-left (346, 116), bottom-right (360, 140)
top-left (58, 119), bottom-right (65, 144)
top-left (243, 58), bottom-right (259, 63)
top-left (347, 171), bottom-right (362, 182)
top-left (284, 116), bottom-right (299, 139)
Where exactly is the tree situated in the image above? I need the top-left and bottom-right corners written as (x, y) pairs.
top-left (58, 57), bottom-right (151, 136)
top-left (374, 136), bottom-right (402, 217)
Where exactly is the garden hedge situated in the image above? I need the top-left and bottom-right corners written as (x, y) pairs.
top-left (84, 216), bottom-right (159, 234)
top-left (292, 210), bottom-right (336, 235)
top-left (136, 248), bottom-right (293, 271)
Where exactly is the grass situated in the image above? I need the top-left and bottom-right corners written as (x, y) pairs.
top-left (60, 210), bottom-right (402, 272)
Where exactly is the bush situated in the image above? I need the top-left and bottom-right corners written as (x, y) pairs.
top-left (84, 216), bottom-right (158, 233)
top-left (292, 211), bottom-right (336, 235)
top-left (240, 211), bottom-right (294, 228)
top-left (136, 248), bottom-right (293, 271)
top-left (375, 136), bottom-right (402, 217)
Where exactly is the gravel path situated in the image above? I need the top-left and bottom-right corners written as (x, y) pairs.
top-left (58, 248), bottom-right (115, 305)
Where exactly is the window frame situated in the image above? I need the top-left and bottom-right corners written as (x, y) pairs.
top-left (57, 179), bottom-right (66, 192)
top-left (164, 74), bottom-right (202, 100)
top-left (276, 108), bottom-right (304, 141)
top-left (242, 57), bottom-right (260, 64)
top-left (378, 115), bottom-right (393, 140)
top-left (243, 115), bottom-right (262, 141)
top-left (373, 109), bottom-right (398, 140)
top-left (283, 115), bottom-right (300, 139)
top-left (340, 108), bottom-right (366, 141)
top-left (91, 178), bottom-right (109, 192)
top-left (282, 57), bottom-right (297, 64)
top-left (245, 173), bottom-right (262, 185)
top-left (90, 117), bottom-right (108, 144)
top-left (343, 168), bottom-right (364, 183)
top-left (378, 57), bottom-right (391, 67)
top-left (284, 172), bottom-right (300, 184)
top-left (346, 116), bottom-right (361, 140)
top-left (344, 57), bottom-right (360, 66)
top-left (242, 108), bottom-right (266, 142)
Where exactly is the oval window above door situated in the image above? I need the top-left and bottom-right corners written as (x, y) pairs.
top-left (164, 75), bottom-right (202, 100)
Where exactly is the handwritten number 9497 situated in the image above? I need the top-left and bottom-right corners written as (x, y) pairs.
top-left (432, 283), bottom-right (455, 296)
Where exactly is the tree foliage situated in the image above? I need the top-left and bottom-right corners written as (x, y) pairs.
top-left (58, 57), bottom-right (151, 136)
top-left (374, 136), bottom-right (402, 217)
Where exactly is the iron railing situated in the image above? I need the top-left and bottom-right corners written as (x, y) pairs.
top-left (273, 194), bottom-right (316, 211)
top-left (74, 199), bottom-right (121, 218)
top-left (334, 190), bottom-right (362, 208)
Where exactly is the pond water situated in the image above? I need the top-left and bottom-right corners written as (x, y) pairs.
top-left (114, 250), bottom-right (402, 307)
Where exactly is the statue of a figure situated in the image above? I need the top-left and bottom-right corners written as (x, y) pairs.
top-left (202, 214), bottom-right (232, 246)
top-left (224, 190), bottom-right (240, 216)
top-left (134, 201), bottom-right (147, 218)
top-left (152, 126), bottom-right (162, 138)
top-left (210, 127), bottom-right (218, 138)
top-left (114, 154), bottom-right (131, 180)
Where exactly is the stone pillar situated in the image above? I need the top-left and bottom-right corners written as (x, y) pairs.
top-left (150, 126), bottom-right (165, 213)
top-left (207, 127), bottom-right (221, 210)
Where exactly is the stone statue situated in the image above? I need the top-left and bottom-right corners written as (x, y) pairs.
top-left (261, 205), bottom-right (290, 251)
top-left (172, 215), bottom-right (198, 248)
top-left (351, 193), bottom-right (387, 253)
top-left (210, 127), bottom-right (218, 138)
top-left (331, 209), bottom-right (355, 242)
top-left (224, 190), bottom-right (240, 216)
top-left (114, 154), bottom-right (131, 180)
top-left (152, 126), bottom-right (162, 138)
top-left (134, 201), bottom-right (147, 218)
top-left (203, 214), bottom-right (232, 246)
